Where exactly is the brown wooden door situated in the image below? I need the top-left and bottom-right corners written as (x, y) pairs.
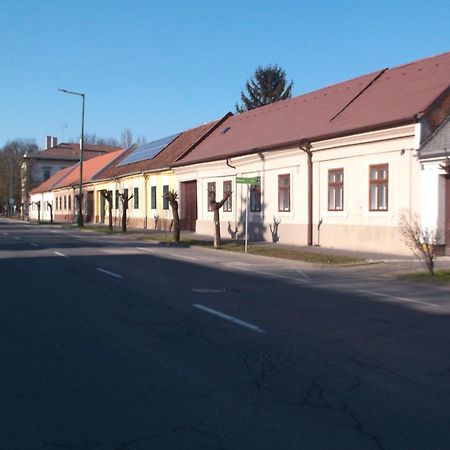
top-left (446, 176), bottom-right (450, 255)
top-left (86, 191), bottom-right (94, 223)
top-left (181, 181), bottom-right (197, 231)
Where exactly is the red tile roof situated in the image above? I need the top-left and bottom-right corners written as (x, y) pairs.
top-left (58, 149), bottom-right (125, 187)
top-left (94, 115), bottom-right (230, 180)
top-left (31, 149), bottom-right (125, 193)
top-left (176, 51), bottom-right (450, 166)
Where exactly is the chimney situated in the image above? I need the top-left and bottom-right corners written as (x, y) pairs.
top-left (46, 136), bottom-right (52, 149)
top-left (52, 137), bottom-right (58, 147)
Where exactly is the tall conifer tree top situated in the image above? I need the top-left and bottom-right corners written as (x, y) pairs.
top-left (236, 65), bottom-right (293, 113)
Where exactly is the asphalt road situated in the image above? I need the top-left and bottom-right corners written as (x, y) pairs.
top-left (1, 220), bottom-right (450, 450)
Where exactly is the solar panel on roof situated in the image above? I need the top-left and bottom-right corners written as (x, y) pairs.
top-left (117, 132), bottom-right (181, 166)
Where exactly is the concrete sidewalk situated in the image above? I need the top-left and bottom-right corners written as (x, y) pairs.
top-left (5, 217), bottom-right (449, 266)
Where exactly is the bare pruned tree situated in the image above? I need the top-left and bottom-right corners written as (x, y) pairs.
top-left (136, 135), bottom-right (147, 146)
top-left (210, 190), bottom-right (232, 248)
top-left (35, 201), bottom-right (41, 223)
top-left (163, 190), bottom-right (180, 242)
top-left (121, 129), bottom-right (133, 149)
top-left (83, 133), bottom-right (119, 146)
top-left (399, 210), bottom-right (440, 275)
top-left (0, 138), bottom-right (38, 215)
top-left (101, 190), bottom-right (113, 231)
top-left (47, 201), bottom-right (53, 224)
top-left (119, 191), bottom-right (133, 232)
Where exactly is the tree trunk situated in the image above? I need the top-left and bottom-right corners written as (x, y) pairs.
top-left (119, 194), bottom-right (133, 233)
top-left (122, 200), bottom-right (127, 232)
top-left (48, 203), bottom-right (53, 224)
top-left (171, 202), bottom-right (180, 242)
top-left (108, 199), bottom-right (113, 231)
top-left (101, 191), bottom-right (113, 232)
top-left (165, 190), bottom-right (180, 242)
top-left (213, 208), bottom-right (220, 248)
top-left (210, 190), bottom-right (232, 249)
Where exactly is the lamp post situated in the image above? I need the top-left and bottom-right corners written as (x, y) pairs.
top-left (58, 88), bottom-right (85, 226)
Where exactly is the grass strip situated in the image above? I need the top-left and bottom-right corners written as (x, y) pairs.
top-left (400, 270), bottom-right (450, 284)
top-left (80, 226), bottom-right (364, 265)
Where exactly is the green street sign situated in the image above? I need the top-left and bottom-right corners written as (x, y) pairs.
top-left (236, 176), bottom-right (260, 185)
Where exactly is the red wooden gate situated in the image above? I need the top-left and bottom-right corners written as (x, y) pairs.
top-left (181, 181), bottom-right (197, 231)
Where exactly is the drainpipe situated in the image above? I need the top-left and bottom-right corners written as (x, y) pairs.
top-left (226, 157), bottom-right (236, 170)
top-left (143, 174), bottom-right (148, 229)
top-left (299, 140), bottom-right (313, 246)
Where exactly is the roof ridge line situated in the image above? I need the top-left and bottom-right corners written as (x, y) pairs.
top-left (174, 112), bottom-right (233, 163)
top-left (44, 164), bottom-right (79, 192)
top-left (330, 68), bottom-right (388, 122)
top-left (90, 149), bottom-right (126, 180)
top-left (388, 49), bottom-right (450, 71)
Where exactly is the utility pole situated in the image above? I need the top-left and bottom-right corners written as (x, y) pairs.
top-left (59, 89), bottom-right (85, 226)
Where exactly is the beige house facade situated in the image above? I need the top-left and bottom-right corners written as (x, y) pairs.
top-left (175, 124), bottom-right (420, 254)
top-left (90, 170), bottom-right (177, 230)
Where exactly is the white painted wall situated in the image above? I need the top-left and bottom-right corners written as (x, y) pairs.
top-left (29, 191), bottom-right (55, 222)
top-left (420, 160), bottom-right (447, 243)
top-left (175, 124), bottom-right (421, 254)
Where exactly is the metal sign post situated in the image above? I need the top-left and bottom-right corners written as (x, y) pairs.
top-left (236, 177), bottom-right (260, 253)
top-left (245, 187), bottom-right (249, 253)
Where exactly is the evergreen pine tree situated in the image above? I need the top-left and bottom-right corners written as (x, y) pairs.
top-left (236, 65), bottom-right (293, 113)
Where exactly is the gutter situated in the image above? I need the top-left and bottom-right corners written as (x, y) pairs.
top-left (418, 150), bottom-right (450, 160)
top-left (299, 140), bottom-right (313, 246)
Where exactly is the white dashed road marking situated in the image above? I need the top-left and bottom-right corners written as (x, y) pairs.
top-left (193, 304), bottom-right (266, 334)
top-left (96, 267), bottom-right (123, 279)
top-left (356, 289), bottom-right (437, 307)
top-left (30, 242), bottom-right (39, 247)
top-left (54, 251), bottom-right (68, 258)
top-left (137, 247), bottom-right (155, 253)
top-left (170, 253), bottom-right (196, 261)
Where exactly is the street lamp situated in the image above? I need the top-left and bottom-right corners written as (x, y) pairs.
top-left (58, 88), bottom-right (85, 227)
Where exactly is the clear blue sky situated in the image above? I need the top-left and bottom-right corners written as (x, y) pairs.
top-left (1, 0), bottom-right (449, 149)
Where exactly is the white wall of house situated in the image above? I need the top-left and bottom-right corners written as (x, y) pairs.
top-left (312, 125), bottom-right (420, 252)
top-left (29, 191), bottom-right (56, 222)
top-left (175, 124), bottom-right (421, 254)
top-left (420, 160), bottom-right (447, 244)
top-left (418, 114), bottom-right (450, 248)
